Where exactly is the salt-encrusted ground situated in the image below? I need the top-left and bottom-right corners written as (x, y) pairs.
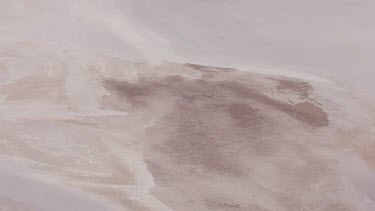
top-left (1, 1), bottom-right (375, 210)
top-left (0, 44), bottom-right (374, 210)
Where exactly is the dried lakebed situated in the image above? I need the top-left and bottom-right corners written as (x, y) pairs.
top-left (0, 61), bottom-right (374, 211)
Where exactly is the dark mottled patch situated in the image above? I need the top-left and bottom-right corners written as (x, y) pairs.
top-left (185, 63), bottom-right (237, 72)
top-left (103, 72), bottom-right (329, 176)
top-left (103, 74), bottom-right (328, 128)
top-left (205, 198), bottom-right (269, 211)
top-left (103, 79), bottom-right (152, 98)
top-left (160, 102), bottom-right (243, 176)
top-left (227, 103), bottom-right (263, 128)
top-left (102, 65), bottom-right (332, 210)
top-left (275, 78), bottom-right (313, 97)
top-left (219, 81), bottom-right (328, 127)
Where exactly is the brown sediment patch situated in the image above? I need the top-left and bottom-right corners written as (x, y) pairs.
top-left (274, 78), bottom-right (313, 97)
top-left (102, 72), bottom-right (329, 180)
top-left (227, 103), bottom-right (263, 129)
top-left (277, 194), bottom-right (355, 211)
top-left (102, 74), bottom-right (329, 178)
top-left (103, 75), bottom-right (328, 128)
top-left (102, 65), bottom-right (334, 210)
top-left (144, 98), bottom-right (275, 179)
top-left (102, 78), bottom-right (155, 107)
top-left (205, 198), bottom-right (241, 210)
top-left (185, 63), bottom-right (237, 72)
top-left (160, 102), bottom-right (244, 176)
top-left (293, 102), bottom-right (329, 127)
top-left (205, 198), bottom-right (269, 211)
top-left (219, 81), bottom-right (328, 127)
top-left (103, 79), bottom-right (152, 99)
